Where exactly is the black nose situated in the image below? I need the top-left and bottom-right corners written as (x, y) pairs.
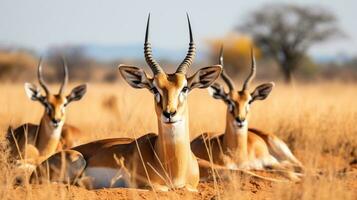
top-left (52, 119), bottom-right (61, 124)
top-left (235, 117), bottom-right (245, 123)
top-left (163, 111), bottom-right (176, 119)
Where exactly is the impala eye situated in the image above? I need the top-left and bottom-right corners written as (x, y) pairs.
top-left (181, 86), bottom-right (189, 93)
top-left (151, 87), bottom-right (159, 94)
top-left (45, 107), bottom-right (50, 114)
top-left (45, 104), bottom-right (53, 114)
top-left (155, 93), bottom-right (161, 103)
top-left (151, 87), bottom-right (161, 103)
top-left (227, 101), bottom-right (234, 112)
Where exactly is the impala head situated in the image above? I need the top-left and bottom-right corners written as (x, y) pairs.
top-left (209, 46), bottom-right (274, 128)
top-left (119, 14), bottom-right (222, 124)
top-left (24, 58), bottom-right (87, 128)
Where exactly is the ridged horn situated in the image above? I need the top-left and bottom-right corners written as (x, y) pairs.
top-left (219, 45), bottom-right (235, 92)
top-left (144, 13), bottom-right (163, 75)
top-left (37, 57), bottom-right (50, 96)
top-left (58, 56), bottom-right (68, 95)
top-left (242, 46), bottom-right (256, 91)
top-left (176, 13), bottom-right (196, 74)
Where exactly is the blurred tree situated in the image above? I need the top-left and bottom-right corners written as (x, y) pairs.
top-left (208, 33), bottom-right (260, 77)
top-left (238, 3), bottom-right (343, 83)
top-left (296, 56), bottom-right (319, 80)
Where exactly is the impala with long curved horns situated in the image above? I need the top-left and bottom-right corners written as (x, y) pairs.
top-left (31, 14), bottom-right (222, 191)
top-left (7, 58), bottom-right (87, 169)
top-left (191, 46), bottom-right (303, 180)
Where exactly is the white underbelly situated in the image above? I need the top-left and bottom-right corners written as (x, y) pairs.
top-left (83, 167), bottom-right (130, 189)
top-left (225, 154), bottom-right (279, 170)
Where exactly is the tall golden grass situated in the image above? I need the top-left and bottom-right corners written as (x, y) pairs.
top-left (0, 81), bottom-right (356, 199)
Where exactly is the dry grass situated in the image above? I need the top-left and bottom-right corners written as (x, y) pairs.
top-left (0, 81), bottom-right (356, 199)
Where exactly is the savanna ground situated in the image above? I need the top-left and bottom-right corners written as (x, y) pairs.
top-left (0, 81), bottom-right (356, 199)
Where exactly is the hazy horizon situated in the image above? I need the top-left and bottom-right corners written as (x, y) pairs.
top-left (0, 0), bottom-right (356, 59)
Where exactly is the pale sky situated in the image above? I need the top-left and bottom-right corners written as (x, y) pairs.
top-left (0, 0), bottom-right (356, 57)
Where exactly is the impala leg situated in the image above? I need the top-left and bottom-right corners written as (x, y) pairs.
top-left (264, 162), bottom-right (302, 182)
top-left (30, 150), bottom-right (86, 185)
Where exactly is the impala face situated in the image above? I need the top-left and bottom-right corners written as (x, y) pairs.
top-left (209, 46), bottom-right (274, 128)
top-left (24, 59), bottom-right (87, 128)
top-left (210, 84), bottom-right (274, 128)
top-left (120, 66), bottom-right (222, 125)
top-left (153, 73), bottom-right (188, 124)
top-left (119, 14), bottom-right (221, 125)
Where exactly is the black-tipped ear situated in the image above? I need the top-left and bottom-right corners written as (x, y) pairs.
top-left (187, 65), bottom-right (222, 90)
top-left (118, 65), bottom-right (153, 90)
top-left (66, 84), bottom-right (87, 105)
top-left (250, 82), bottom-right (274, 102)
top-left (24, 83), bottom-right (43, 101)
top-left (208, 83), bottom-right (228, 101)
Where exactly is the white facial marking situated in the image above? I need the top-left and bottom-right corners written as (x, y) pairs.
top-left (61, 106), bottom-right (65, 114)
top-left (207, 87), bottom-right (215, 97)
top-left (246, 103), bottom-right (250, 112)
top-left (228, 104), bottom-right (234, 112)
top-left (179, 80), bottom-right (188, 103)
top-left (52, 125), bottom-right (63, 138)
top-left (161, 111), bottom-right (182, 124)
top-left (179, 92), bottom-right (185, 103)
top-left (155, 93), bottom-right (160, 103)
top-left (152, 81), bottom-right (162, 103)
top-left (45, 120), bottom-right (63, 139)
top-left (161, 119), bottom-right (186, 142)
top-left (233, 120), bottom-right (248, 130)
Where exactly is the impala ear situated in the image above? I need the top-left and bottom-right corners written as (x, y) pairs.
top-left (118, 65), bottom-right (153, 90)
top-left (208, 82), bottom-right (229, 101)
top-left (187, 65), bottom-right (222, 90)
top-left (250, 82), bottom-right (275, 102)
top-left (66, 84), bottom-right (87, 105)
top-left (24, 83), bottom-right (43, 101)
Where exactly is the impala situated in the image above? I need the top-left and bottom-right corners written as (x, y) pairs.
top-left (31, 14), bottom-right (222, 191)
top-left (191, 47), bottom-right (303, 180)
top-left (7, 59), bottom-right (87, 169)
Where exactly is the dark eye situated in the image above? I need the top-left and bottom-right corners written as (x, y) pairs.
top-left (45, 104), bottom-right (53, 114)
top-left (151, 87), bottom-right (159, 94)
top-left (227, 101), bottom-right (235, 112)
top-left (150, 87), bottom-right (161, 103)
top-left (182, 86), bottom-right (189, 93)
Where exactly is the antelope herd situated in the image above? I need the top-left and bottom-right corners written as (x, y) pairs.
top-left (4, 14), bottom-right (303, 191)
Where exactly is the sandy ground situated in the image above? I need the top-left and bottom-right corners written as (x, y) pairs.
top-left (6, 162), bottom-right (356, 200)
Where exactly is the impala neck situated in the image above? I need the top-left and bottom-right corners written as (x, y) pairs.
top-left (155, 104), bottom-right (191, 185)
top-left (36, 113), bottom-right (63, 158)
top-left (223, 112), bottom-right (248, 163)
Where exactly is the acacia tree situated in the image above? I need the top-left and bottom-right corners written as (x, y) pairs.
top-left (238, 4), bottom-right (343, 82)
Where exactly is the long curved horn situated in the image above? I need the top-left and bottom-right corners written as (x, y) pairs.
top-left (144, 14), bottom-right (163, 75)
top-left (37, 57), bottom-right (50, 96)
top-left (58, 56), bottom-right (68, 95)
top-left (176, 13), bottom-right (196, 74)
top-left (219, 45), bottom-right (235, 92)
top-left (242, 47), bottom-right (256, 91)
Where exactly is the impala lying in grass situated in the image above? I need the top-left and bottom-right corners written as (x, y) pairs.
top-left (7, 58), bottom-right (87, 170)
top-left (191, 47), bottom-right (303, 181)
top-left (30, 14), bottom-right (222, 191)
